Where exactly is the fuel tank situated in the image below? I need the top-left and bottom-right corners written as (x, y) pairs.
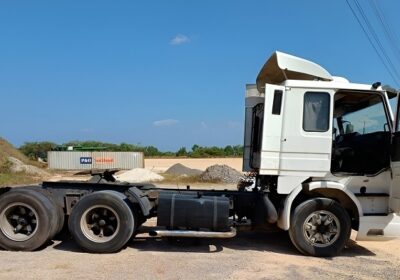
top-left (157, 192), bottom-right (230, 231)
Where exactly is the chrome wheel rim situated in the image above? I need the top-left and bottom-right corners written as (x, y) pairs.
top-left (302, 210), bottom-right (340, 248)
top-left (0, 203), bottom-right (39, 242)
top-left (80, 205), bottom-right (120, 243)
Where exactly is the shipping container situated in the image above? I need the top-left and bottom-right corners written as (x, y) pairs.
top-left (48, 151), bottom-right (144, 170)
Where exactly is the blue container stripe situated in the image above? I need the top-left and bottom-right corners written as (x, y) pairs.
top-left (80, 157), bottom-right (92, 164)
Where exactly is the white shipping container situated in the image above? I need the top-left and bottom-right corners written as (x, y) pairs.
top-left (48, 151), bottom-right (144, 170)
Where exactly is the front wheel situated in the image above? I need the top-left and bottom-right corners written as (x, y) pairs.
top-left (289, 198), bottom-right (351, 257)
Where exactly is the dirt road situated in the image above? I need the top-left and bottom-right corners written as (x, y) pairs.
top-left (0, 226), bottom-right (399, 280)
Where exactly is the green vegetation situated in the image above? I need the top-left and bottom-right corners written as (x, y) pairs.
top-left (19, 141), bottom-right (57, 160)
top-left (19, 141), bottom-right (244, 160)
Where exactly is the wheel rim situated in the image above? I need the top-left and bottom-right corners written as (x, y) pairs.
top-left (302, 210), bottom-right (340, 248)
top-left (80, 205), bottom-right (120, 243)
top-left (0, 202), bottom-right (39, 242)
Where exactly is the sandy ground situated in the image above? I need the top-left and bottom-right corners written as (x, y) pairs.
top-left (145, 158), bottom-right (243, 173)
top-left (0, 226), bottom-right (399, 280)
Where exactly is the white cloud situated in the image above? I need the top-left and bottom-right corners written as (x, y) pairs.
top-left (170, 34), bottom-right (190, 45)
top-left (153, 119), bottom-right (179, 127)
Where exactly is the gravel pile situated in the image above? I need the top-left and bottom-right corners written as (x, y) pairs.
top-left (199, 164), bottom-right (243, 184)
top-left (115, 168), bottom-right (164, 183)
top-left (8, 156), bottom-right (50, 177)
top-left (165, 163), bottom-right (202, 176)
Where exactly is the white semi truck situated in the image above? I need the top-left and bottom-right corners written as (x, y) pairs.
top-left (0, 51), bottom-right (399, 257)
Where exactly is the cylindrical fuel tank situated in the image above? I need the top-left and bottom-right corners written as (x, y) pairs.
top-left (157, 192), bottom-right (230, 231)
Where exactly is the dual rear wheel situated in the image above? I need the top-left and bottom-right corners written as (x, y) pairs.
top-left (0, 188), bottom-right (138, 253)
top-left (68, 191), bottom-right (137, 253)
top-left (0, 187), bottom-right (64, 251)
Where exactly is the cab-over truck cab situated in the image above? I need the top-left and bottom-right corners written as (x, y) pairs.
top-left (244, 51), bottom-right (400, 255)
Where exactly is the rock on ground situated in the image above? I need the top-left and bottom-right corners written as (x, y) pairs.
top-left (115, 168), bottom-right (164, 183)
top-left (164, 163), bottom-right (202, 176)
top-left (7, 156), bottom-right (50, 177)
top-left (200, 164), bottom-right (243, 184)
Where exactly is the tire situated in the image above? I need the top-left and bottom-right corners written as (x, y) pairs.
top-left (68, 191), bottom-right (135, 253)
top-left (0, 188), bottom-right (56, 251)
top-left (289, 198), bottom-right (351, 257)
top-left (24, 186), bottom-right (65, 239)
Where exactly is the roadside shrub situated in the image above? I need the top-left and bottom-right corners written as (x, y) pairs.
top-left (0, 158), bottom-right (12, 173)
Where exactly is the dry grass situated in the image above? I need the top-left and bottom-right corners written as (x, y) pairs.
top-left (0, 138), bottom-right (49, 187)
top-left (0, 172), bottom-right (41, 187)
top-left (0, 138), bottom-right (44, 168)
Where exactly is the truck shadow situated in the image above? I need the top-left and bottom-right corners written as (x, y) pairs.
top-left (52, 228), bottom-right (376, 258)
top-left (130, 230), bottom-right (376, 258)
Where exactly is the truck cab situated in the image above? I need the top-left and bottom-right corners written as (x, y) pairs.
top-left (244, 51), bottom-right (400, 246)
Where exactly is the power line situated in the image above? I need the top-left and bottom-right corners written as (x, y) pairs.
top-left (345, 0), bottom-right (400, 87)
top-left (369, 0), bottom-right (400, 63)
top-left (353, 0), bottom-right (400, 81)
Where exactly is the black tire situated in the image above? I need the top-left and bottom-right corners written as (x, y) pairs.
top-left (289, 198), bottom-right (351, 257)
top-left (24, 186), bottom-right (65, 239)
top-left (0, 188), bottom-right (56, 251)
top-left (68, 191), bottom-right (135, 253)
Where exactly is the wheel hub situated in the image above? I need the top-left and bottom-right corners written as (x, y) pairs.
top-left (80, 205), bottom-right (120, 243)
top-left (0, 203), bottom-right (39, 241)
top-left (302, 210), bottom-right (340, 248)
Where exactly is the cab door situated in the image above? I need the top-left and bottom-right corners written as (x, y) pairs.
top-left (390, 95), bottom-right (400, 213)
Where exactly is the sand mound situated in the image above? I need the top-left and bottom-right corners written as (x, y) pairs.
top-left (115, 168), bottom-right (164, 183)
top-left (8, 156), bottom-right (50, 177)
top-left (199, 164), bottom-right (243, 184)
top-left (165, 163), bottom-right (202, 176)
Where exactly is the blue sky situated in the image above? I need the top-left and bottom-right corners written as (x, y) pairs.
top-left (0, 0), bottom-right (399, 151)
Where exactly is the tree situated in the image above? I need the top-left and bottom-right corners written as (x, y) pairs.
top-left (224, 145), bottom-right (234, 156)
top-left (191, 144), bottom-right (200, 152)
top-left (19, 142), bottom-right (57, 160)
top-left (176, 147), bottom-right (187, 157)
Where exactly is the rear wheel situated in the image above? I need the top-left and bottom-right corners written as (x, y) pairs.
top-left (289, 198), bottom-right (351, 257)
top-left (25, 186), bottom-right (65, 239)
top-left (0, 188), bottom-right (56, 251)
top-left (68, 191), bottom-right (135, 253)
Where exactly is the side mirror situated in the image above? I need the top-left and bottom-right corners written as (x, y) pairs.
top-left (345, 123), bottom-right (354, 134)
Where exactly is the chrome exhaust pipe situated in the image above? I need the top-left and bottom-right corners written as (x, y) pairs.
top-left (149, 227), bottom-right (237, 239)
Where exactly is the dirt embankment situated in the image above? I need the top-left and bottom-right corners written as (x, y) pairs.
top-left (0, 138), bottom-right (51, 186)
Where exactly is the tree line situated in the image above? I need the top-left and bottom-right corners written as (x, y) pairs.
top-left (19, 141), bottom-right (243, 160)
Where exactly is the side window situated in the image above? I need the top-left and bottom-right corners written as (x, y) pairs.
top-left (303, 92), bottom-right (330, 132)
top-left (251, 103), bottom-right (264, 154)
top-left (271, 90), bottom-right (283, 115)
